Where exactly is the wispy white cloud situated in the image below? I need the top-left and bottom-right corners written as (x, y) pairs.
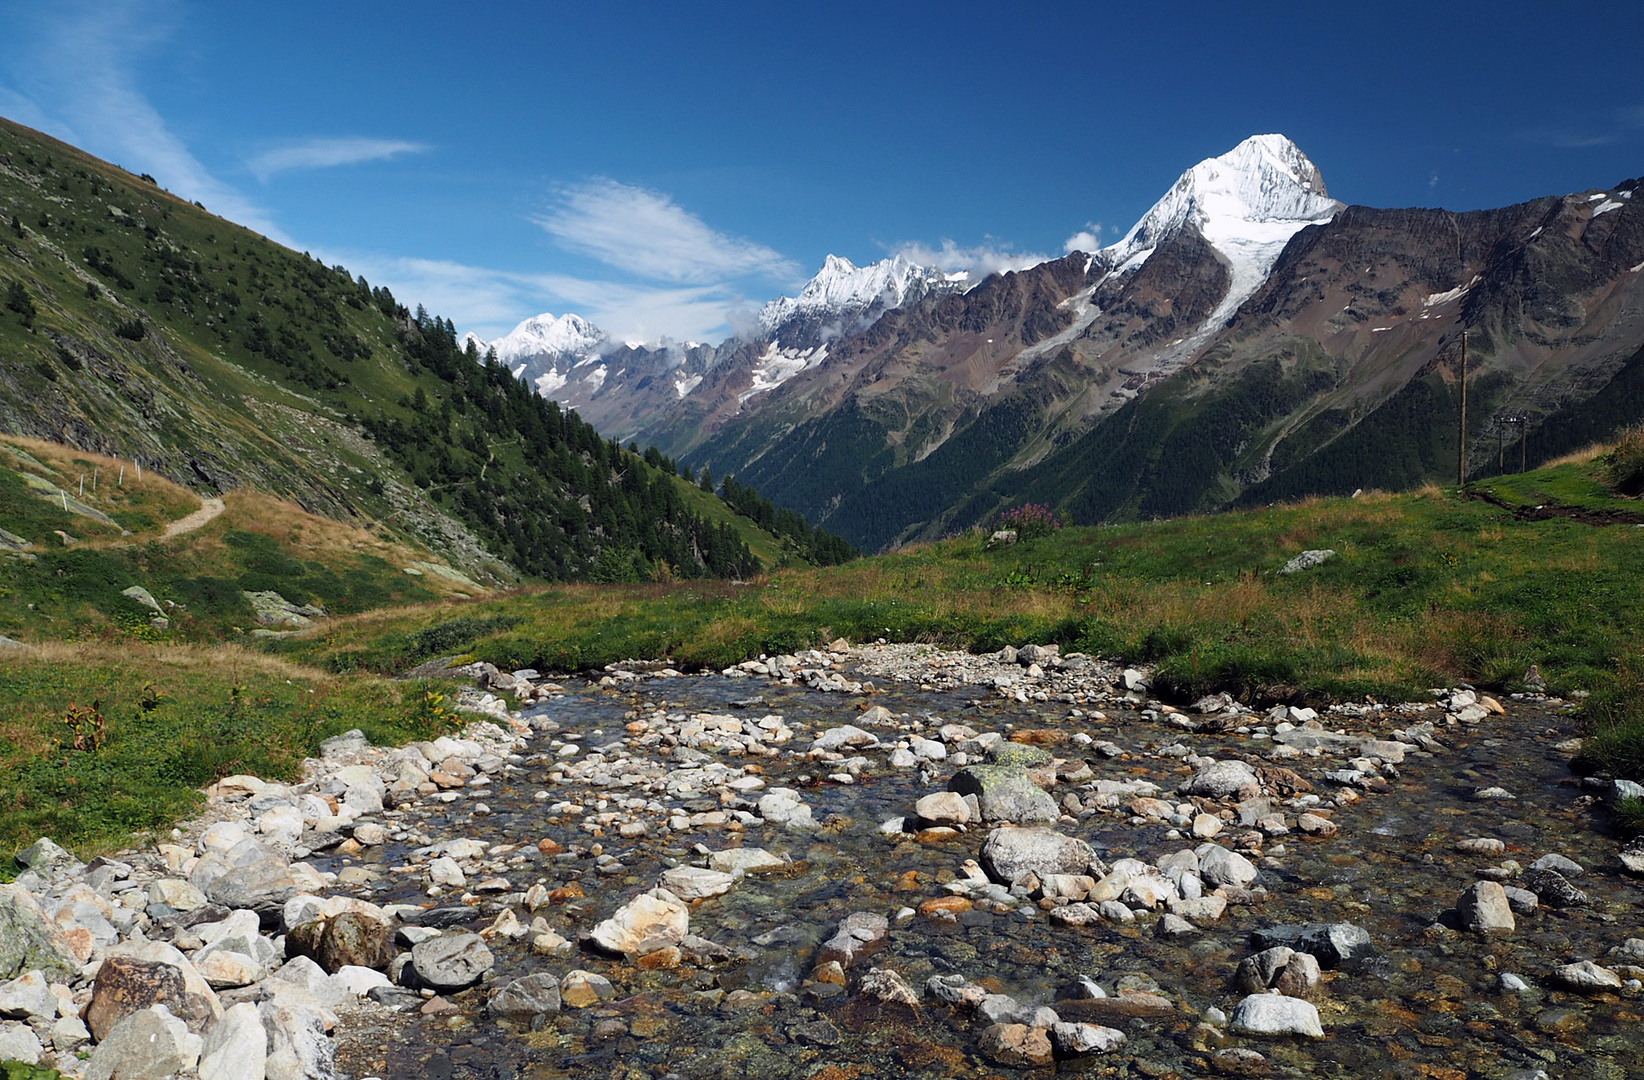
top-left (1525, 102), bottom-right (1644, 149)
top-left (889, 238), bottom-right (1051, 280)
top-left (248, 138), bottom-right (430, 182)
top-left (534, 179), bottom-right (797, 284)
top-left (0, 1), bottom-right (289, 242)
top-left (326, 250), bottom-right (746, 344)
top-left (1062, 222), bottom-right (1104, 253)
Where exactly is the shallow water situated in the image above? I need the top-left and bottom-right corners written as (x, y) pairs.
top-left (325, 671), bottom-right (1644, 1080)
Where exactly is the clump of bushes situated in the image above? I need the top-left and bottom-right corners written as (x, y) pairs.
top-left (997, 503), bottom-right (1064, 542)
top-left (1604, 424), bottom-right (1644, 496)
top-left (1572, 652), bottom-right (1644, 784)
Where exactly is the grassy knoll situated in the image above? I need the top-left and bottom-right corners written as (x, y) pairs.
top-left (8, 445), bottom-right (1644, 867)
top-left (0, 641), bottom-right (463, 871)
top-left (285, 469), bottom-right (1644, 709)
top-left (0, 435), bottom-right (494, 642)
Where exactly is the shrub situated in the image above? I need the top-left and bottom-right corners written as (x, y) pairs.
top-left (997, 503), bottom-right (1064, 542)
top-left (1604, 424), bottom-right (1644, 496)
top-left (1572, 653), bottom-right (1644, 781)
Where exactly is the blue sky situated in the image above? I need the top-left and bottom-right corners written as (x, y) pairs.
top-left (2, 0), bottom-right (1642, 344)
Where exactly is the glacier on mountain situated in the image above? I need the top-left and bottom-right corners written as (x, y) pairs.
top-left (1093, 134), bottom-right (1344, 370)
top-left (757, 254), bottom-right (961, 340)
top-left (465, 311), bottom-right (608, 366)
top-left (1102, 134), bottom-right (1342, 297)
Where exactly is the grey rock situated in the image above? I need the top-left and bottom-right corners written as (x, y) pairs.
top-left (489, 974), bottom-right (562, 1021)
top-left (707, 847), bottom-right (786, 878)
top-left (199, 1002), bottom-right (267, 1080)
top-left (0, 1023), bottom-right (43, 1066)
top-left (1528, 853), bottom-right (1584, 877)
top-left (1098, 900), bottom-right (1135, 923)
top-left (1197, 844), bottom-right (1258, 889)
top-left (1552, 960), bottom-right (1622, 992)
top-left (815, 912), bottom-right (888, 970)
top-left (1050, 1021), bottom-right (1127, 1055)
top-left (1503, 886), bottom-right (1539, 915)
top-left (1156, 913), bottom-right (1197, 938)
top-left (1458, 881), bottom-right (1515, 934)
top-left (810, 725), bottom-right (880, 751)
top-left (0, 970), bottom-right (57, 1020)
top-left (1278, 550), bottom-right (1336, 575)
top-left (86, 1009), bottom-right (185, 1080)
top-left (980, 827), bottom-right (1097, 885)
top-left (259, 1001), bottom-right (333, 1080)
top-left (1228, 992), bottom-right (1325, 1038)
top-left (410, 932), bottom-right (494, 990)
top-left (15, 837), bottom-right (83, 877)
top-left (856, 967), bottom-right (920, 1008)
top-left (1181, 760), bottom-right (1261, 800)
top-left (658, 866), bottom-right (736, 901)
top-left (948, 765), bottom-right (1059, 824)
top-left (757, 790), bottom-right (817, 829)
top-left (1235, 947), bottom-right (1294, 993)
top-left (1047, 903), bottom-right (1101, 927)
top-left (202, 858), bottom-right (298, 924)
top-left (50, 1015), bottom-right (90, 1053)
top-left (0, 884), bottom-right (79, 980)
top-left (318, 730), bottom-right (368, 759)
top-left (1252, 922), bottom-right (1372, 967)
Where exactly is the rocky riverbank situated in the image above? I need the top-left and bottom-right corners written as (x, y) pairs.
top-left (3, 643), bottom-right (1642, 1080)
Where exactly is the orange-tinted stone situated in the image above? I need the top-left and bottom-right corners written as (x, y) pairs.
top-left (919, 896), bottom-right (973, 917)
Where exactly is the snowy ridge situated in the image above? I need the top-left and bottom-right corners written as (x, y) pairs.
top-left (1104, 134), bottom-right (1342, 268)
top-left (1060, 135), bottom-right (1347, 397)
top-left (758, 254), bottom-right (960, 338)
top-left (465, 311), bottom-right (608, 366)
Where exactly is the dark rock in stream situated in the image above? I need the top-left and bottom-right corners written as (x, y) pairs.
top-left (403, 906), bottom-right (485, 929)
top-left (1522, 867), bottom-right (1589, 907)
top-left (1251, 922), bottom-right (1373, 967)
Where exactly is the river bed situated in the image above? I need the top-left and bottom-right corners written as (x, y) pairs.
top-left (322, 653), bottom-right (1642, 1080)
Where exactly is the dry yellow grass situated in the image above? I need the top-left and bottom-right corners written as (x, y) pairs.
top-left (1, 434), bottom-right (202, 540)
top-left (1543, 442), bottom-right (1613, 468)
top-left (14, 639), bottom-right (334, 682)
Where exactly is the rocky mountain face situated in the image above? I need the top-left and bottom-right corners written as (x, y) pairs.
top-left (611, 138), bottom-right (1644, 551)
top-left (456, 135), bottom-right (1644, 553)
top-left (464, 254), bottom-right (967, 446)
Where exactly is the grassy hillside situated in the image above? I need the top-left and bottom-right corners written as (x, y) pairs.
top-left (0, 434), bottom-right (492, 642)
top-left (282, 458), bottom-right (1643, 701)
top-left (0, 116), bottom-right (801, 587)
top-left (7, 440), bottom-right (1644, 863)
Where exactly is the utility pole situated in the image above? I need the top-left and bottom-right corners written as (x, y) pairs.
top-left (1457, 330), bottom-right (1469, 486)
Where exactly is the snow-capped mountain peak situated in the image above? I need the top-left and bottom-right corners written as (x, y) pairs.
top-left (468, 311), bottom-right (608, 366)
top-left (1107, 134), bottom-right (1342, 265)
top-left (758, 254), bottom-right (959, 337)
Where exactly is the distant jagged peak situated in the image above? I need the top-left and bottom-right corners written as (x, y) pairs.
top-left (757, 253), bottom-right (963, 337)
top-left (1105, 133), bottom-right (1344, 267)
top-left (465, 311), bottom-right (608, 365)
